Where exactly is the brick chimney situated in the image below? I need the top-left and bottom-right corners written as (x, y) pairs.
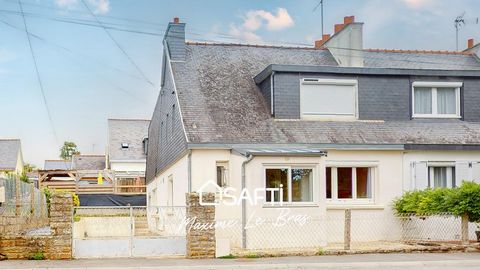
top-left (468, 38), bottom-right (475, 49)
top-left (320, 15), bottom-right (364, 67)
top-left (314, 34), bottom-right (331, 49)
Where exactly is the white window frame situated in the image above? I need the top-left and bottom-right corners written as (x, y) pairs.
top-left (326, 162), bottom-right (377, 205)
top-left (263, 165), bottom-right (317, 206)
top-left (412, 81), bottom-right (462, 119)
top-left (300, 78), bottom-right (358, 120)
top-left (216, 161), bottom-right (229, 187)
top-left (427, 163), bottom-right (455, 188)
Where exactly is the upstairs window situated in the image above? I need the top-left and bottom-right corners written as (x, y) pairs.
top-left (300, 78), bottom-right (357, 120)
top-left (412, 82), bottom-right (461, 118)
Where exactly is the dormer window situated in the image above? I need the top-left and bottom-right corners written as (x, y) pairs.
top-left (300, 78), bottom-right (358, 120)
top-left (412, 82), bottom-right (462, 119)
top-left (121, 143), bottom-right (129, 149)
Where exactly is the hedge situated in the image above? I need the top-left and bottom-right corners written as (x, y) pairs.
top-left (393, 181), bottom-right (480, 223)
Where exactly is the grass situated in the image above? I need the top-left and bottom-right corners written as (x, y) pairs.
top-left (218, 254), bottom-right (236, 259)
top-left (28, 252), bottom-right (45, 260)
top-left (244, 253), bottom-right (260, 259)
top-left (316, 248), bottom-right (325, 255)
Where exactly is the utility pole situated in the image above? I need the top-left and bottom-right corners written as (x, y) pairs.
top-left (313, 0), bottom-right (325, 36)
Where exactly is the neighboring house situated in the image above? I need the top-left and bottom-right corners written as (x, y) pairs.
top-left (107, 119), bottom-right (149, 194)
top-left (146, 16), bottom-right (480, 249)
top-left (0, 139), bottom-right (24, 177)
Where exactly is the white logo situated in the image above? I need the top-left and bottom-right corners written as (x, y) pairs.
top-left (197, 180), bottom-right (284, 206)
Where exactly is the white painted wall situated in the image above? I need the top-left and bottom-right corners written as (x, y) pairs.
top-left (111, 161), bottom-right (146, 174)
top-left (324, 23), bottom-right (364, 67)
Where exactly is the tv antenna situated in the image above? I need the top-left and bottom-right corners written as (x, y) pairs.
top-left (313, 0), bottom-right (325, 36)
top-left (454, 12), bottom-right (478, 51)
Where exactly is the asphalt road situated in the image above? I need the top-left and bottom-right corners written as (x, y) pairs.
top-left (1, 252), bottom-right (480, 269)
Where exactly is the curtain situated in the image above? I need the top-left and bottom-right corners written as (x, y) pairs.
top-left (437, 88), bottom-right (456, 114)
top-left (414, 87), bottom-right (432, 114)
top-left (433, 167), bottom-right (447, 188)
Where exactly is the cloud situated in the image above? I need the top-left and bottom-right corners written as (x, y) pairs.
top-left (243, 8), bottom-right (294, 31)
top-left (53, 0), bottom-right (110, 14)
top-left (229, 24), bottom-right (262, 43)
top-left (228, 7), bottom-right (294, 44)
top-left (401, 0), bottom-right (435, 9)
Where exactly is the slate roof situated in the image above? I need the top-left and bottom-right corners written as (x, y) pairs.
top-left (108, 119), bottom-right (149, 161)
top-left (43, 160), bottom-right (72, 170)
top-left (72, 155), bottom-right (105, 170)
top-left (171, 43), bottom-right (480, 146)
top-left (363, 50), bottom-right (480, 70)
top-left (0, 139), bottom-right (21, 170)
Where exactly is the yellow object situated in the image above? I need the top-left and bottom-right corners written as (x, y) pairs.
top-left (97, 172), bottom-right (103, 185)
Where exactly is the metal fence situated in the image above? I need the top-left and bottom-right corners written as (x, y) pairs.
top-left (215, 210), bottom-right (479, 253)
top-left (73, 206), bottom-right (187, 239)
top-left (0, 177), bottom-right (48, 218)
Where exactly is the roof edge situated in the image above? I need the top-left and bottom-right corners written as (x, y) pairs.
top-left (254, 64), bottom-right (480, 84)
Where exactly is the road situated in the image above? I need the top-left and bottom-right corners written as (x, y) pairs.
top-left (1, 252), bottom-right (480, 270)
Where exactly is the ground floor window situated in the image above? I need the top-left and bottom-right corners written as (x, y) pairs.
top-left (326, 166), bottom-right (373, 201)
top-left (265, 167), bottom-right (314, 203)
top-left (429, 166), bottom-right (455, 188)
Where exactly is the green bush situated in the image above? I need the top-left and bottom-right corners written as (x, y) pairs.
top-left (28, 251), bottom-right (45, 260)
top-left (393, 182), bottom-right (480, 223)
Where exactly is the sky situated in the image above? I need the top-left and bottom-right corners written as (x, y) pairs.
top-left (1, 0), bottom-right (480, 167)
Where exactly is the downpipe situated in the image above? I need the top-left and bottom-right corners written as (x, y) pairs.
top-left (241, 154), bottom-right (254, 249)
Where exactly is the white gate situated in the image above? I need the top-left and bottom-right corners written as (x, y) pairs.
top-left (72, 206), bottom-right (186, 258)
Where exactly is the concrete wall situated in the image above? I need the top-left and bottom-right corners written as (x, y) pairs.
top-left (111, 161), bottom-right (146, 174)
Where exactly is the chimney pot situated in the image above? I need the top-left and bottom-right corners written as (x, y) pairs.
top-left (468, 38), bottom-right (475, 49)
top-left (173, 17), bottom-right (180, 23)
top-left (334, 24), bottom-right (345, 33)
top-left (344, 16), bottom-right (355, 25)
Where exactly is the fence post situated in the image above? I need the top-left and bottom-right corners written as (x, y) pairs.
top-left (15, 178), bottom-right (20, 216)
top-left (344, 209), bottom-right (351, 250)
top-left (30, 184), bottom-right (35, 216)
top-left (129, 205), bottom-right (134, 257)
top-left (461, 214), bottom-right (469, 245)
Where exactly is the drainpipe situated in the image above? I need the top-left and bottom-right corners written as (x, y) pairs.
top-left (187, 150), bottom-right (192, 193)
top-left (270, 71), bottom-right (275, 115)
top-left (241, 153), bottom-right (254, 249)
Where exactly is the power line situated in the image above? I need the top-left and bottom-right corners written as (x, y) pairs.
top-left (79, 0), bottom-right (155, 87)
top-left (17, 0), bottom-right (58, 142)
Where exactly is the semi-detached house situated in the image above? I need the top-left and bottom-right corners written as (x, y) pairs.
top-left (146, 16), bottom-right (480, 250)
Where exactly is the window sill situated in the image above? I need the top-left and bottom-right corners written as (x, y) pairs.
top-left (326, 204), bottom-right (385, 210)
top-left (262, 203), bottom-right (320, 208)
top-left (412, 115), bottom-right (461, 119)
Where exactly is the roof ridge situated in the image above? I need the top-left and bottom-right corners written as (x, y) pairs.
top-left (366, 48), bottom-right (473, 55)
top-left (108, 118), bottom-right (150, 121)
top-left (186, 41), bottom-right (325, 51)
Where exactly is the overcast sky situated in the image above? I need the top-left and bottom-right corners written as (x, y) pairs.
top-left (1, 0), bottom-right (480, 167)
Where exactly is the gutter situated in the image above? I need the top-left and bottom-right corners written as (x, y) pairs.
top-left (241, 153), bottom-right (254, 249)
top-left (187, 150), bottom-right (192, 192)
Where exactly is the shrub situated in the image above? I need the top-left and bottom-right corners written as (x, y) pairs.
top-left (393, 182), bottom-right (480, 223)
top-left (28, 251), bottom-right (45, 260)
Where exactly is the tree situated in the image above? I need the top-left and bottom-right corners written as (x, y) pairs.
top-left (60, 141), bottom-right (80, 160)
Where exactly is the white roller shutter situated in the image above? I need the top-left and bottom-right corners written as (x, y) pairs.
top-left (411, 161), bottom-right (428, 190)
top-left (471, 162), bottom-right (480, 184)
top-left (455, 162), bottom-right (471, 186)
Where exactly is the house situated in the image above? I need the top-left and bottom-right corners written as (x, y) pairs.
top-left (146, 16), bottom-right (480, 249)
top-left (0, 139), bottom-right (24, 177)
top-left (107, 119), bottom-right (149, 194)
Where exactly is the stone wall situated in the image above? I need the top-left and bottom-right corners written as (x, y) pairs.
top-left (0, 216), bottom-right (49, 236)
top-left (0, 193), bottom-right (73, 260)
top-left (185, 192), bottom-right (215, 258)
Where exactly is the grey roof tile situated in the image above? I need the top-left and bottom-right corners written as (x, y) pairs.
top-left (43, 160), bottom-right (72, 170)
top-left (108, 119), bottom-right (150, 161)
top-left (172, 43), bottom-right (480, 146)
top-left (0, 139), bottom-right (21, 170)
top-left (72, 155), bottom-right (105, 170)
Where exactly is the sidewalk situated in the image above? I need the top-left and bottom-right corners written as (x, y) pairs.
top-left (1, 253), bottom-right (480, 270)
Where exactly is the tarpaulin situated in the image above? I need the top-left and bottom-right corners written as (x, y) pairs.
top-left (78, 194), bottom-right (146, 206)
